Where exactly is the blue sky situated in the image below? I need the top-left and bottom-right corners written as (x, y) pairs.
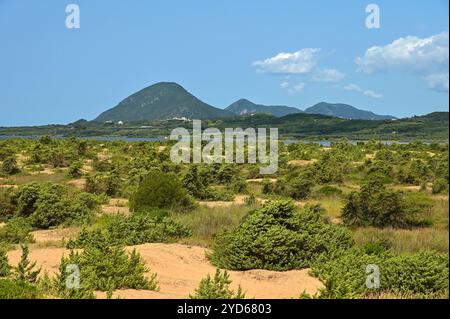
top-left (0, 0), bottom-right (448, 126)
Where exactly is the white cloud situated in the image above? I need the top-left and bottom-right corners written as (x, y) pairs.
top-left (342, 83), bottom-right (362, 92)
top-left (312, 68), bottom-right (345, 82)
top-left (287, 82), bottom-right (306, 95)
top-left (280, 81), bottom-right (290, 88)
top-left (252, 48), bottom-right (320, 74)
top-left (425, 73), bottom-right (449, 92)
top-left (356, 31), bottom-right (449, 92)
top-left (364, 89), bottom-right (383, 99)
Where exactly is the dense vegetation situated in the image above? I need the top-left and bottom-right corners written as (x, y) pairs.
top-left (0, 136), bottom-right (448, 299)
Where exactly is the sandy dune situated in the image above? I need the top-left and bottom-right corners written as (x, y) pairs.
top-left (7, 243), bottom-right (323, 299)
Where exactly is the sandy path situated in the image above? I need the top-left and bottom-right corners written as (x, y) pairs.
top-left (7, 243), bottom-right (323, 299)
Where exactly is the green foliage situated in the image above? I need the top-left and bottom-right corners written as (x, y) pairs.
top-left (0, 279), bottom-right (39, 299)
top-left (317, 185), bottom-right (343, 197)
top-left (341, 180), bottom-right (431, 228)
top-left (85, 172), bottom-right (121, 196)
top-left (130, 170), bottom-right (195, 211)
top-left (1, 156), bottom-right (19, 175)
top-left (211, 201), bottom-right (354, 271)
top-left (14, 182), bottom-right (98, 229)
top-left (0, 248), bottom-right (11, 277)
top-left (67, 214), bottom-right (192, 248)
top-left (0, 217), bottom-right (34, 244)
top-left (312, 249), bottom-right (449, 298)
top-left (190, 269), bottom-right (245, 299)
top-left (59, 241), bottom-right (158, 292)
top-left (0, 187), bottom-right (17, 221)
top-left (14, 245), bottom-right (41, 284)
top-left (432, 178), bottom-right (448, 194)
top-left (67, 161), bottom-right (83, 178)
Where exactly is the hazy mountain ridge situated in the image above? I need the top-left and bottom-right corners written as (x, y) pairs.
top-left (304, 102), bottom-right (397, 120)
top-left (94, 82), bottom-right (398, 122)
top-left (225, 99), bottom-right (301, 117)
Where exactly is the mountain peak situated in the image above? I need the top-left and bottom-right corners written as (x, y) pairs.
top-left (226, 99), bottom-right (301, 117)
top-left (95, 82), bottom-right (232, 122)
top-left (305, 102), bottom-right (397, 120)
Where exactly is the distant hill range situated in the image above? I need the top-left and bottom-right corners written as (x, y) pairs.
top-left (95, 82), bottom-right (232, 122)
top-left (94, 82), bottom-right (397, 122)
top-left (304, 102), bottom-right (397, 120)
top-left (225, 98), bottom-right (301, 117)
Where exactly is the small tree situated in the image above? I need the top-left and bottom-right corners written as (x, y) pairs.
top-left (190, 269), bottom-right (245, 299)
top-left (131, 171), bottom-right (195, 211)
top-left (0, 249), bottom-right (11, 277)
top-left (14, 245), bottom-right (41, 284)
top-left (1, 156), bottom-right (19, 175)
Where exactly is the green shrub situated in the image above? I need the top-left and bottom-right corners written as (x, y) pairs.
top-left (312, 249), bottom-right (449, 299)
top-left (341, 180), bottom-right (431, 228)
top-left (190, 269), bottom-right (245, 299)
top-left (432, 178), bottom-right (448, 194)
top-left (59, 241), bottom-right (158, 292)
top-left (211, 201), bottom-right (354, 271)
top-left (14, 245), bottom-right (41, 284)
top-left (0, 187), bottom-right (17, 221)
top-left (317, 185), bottom-right (343, 197)
top-left (67, 161), bottom-right (82, 178)
top-left (15, 182), bottom-right (98, 229)
top-left (130, 171), bottom-right (195, 212)
top-left (0, 279), bottom-right (39, 299)
top-left (1, 156), bottom-right (19, 175)
top-left (85, 173), bottom-right (120, 196)
top-left (67, 214), bottom-right (192, 248)
top-left (0, 249), bottom-right (11, 277)
top-left (0, 217), bottom-right (34, 244)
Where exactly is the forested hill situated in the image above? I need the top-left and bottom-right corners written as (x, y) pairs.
top-left (0, 112), bottom-right (448, 141)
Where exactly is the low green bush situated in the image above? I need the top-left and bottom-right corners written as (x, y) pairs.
top-left (190, 269), bottom-right (245, 299)
top-left (341, 180), bottom-right (431, 228)
top-left (210, 200), bottom-right (354, 271)
top-left (0, 217), bottom-right (34, 244)
top-left (0, 279), bottom-right (39, 299)
top-left (67, 214), bottom-right (192, 248)
top-left (311, 249), bottom-right (449, 298)
top-left (130, 171), bottom-right (195, 211)
top-left (0, 249), bottom-right (11, 277)
top-left (432, 178), bottom-right (449, 194)
top-left (59, 241), bottom-right (158, 292)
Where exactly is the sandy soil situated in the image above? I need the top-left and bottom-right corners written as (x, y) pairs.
top-left (246, 178), bottom-right (277, 183)
top-left (67, 178), bottom-right (86, 190)
top-left (31, 227), bottom-right (79, 244)
top-left (7, 243), bottom-right (323, 299)
top-left (287, 159), bottom-right (317, 166)
top-left (101, 198), bottom-right (130, 215)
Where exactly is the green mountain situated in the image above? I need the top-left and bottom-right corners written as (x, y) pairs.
top-left (304, 102), bottom-right (397, 120)
top-left (225, 98), bottom-right (301, 117)
top-left (95, 82), bottom-right (232, 122)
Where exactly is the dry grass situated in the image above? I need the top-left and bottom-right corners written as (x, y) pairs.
top-left (353, 227), bottom-right (449, 253)
top-left (171, 205), bottom-right (252, 247)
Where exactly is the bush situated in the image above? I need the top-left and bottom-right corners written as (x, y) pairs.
top-left (85, 173), bottom-right (120, 196)
top-left (15, 182), bottom-right (98, 229)
top-left (432, 178), bottom-right (448, 194)
top-left (59, 241), bottom-right (158, 292)
top-left (341, 180), bottom-right (430, 228)
top-left (0, 279), bottom-right (39, 299)
top-left (67, 214), bottom-right (192, 248)
top-left (317, 185), bottom-right (343, 197)
top-left (14, 245), bottom-right (41, 284)
top-left (311, 249), bottom-right (449, 298)
top-left (211, 201), bottom-right (354, 271)
top-left (67, 161), bottom-right (82, 178)
top-left (130, 171), bottom-right (195, 212)
top-left (0, 249), bottom-right (11, 277)
top-left (190, 269), bottom-right (245, 299)
top-left (1, 156), bottom-right (19, 175)
top-left (0, 217), bottom-right (34, 244)
top-left (0, 187), bottom-right (17, 221)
